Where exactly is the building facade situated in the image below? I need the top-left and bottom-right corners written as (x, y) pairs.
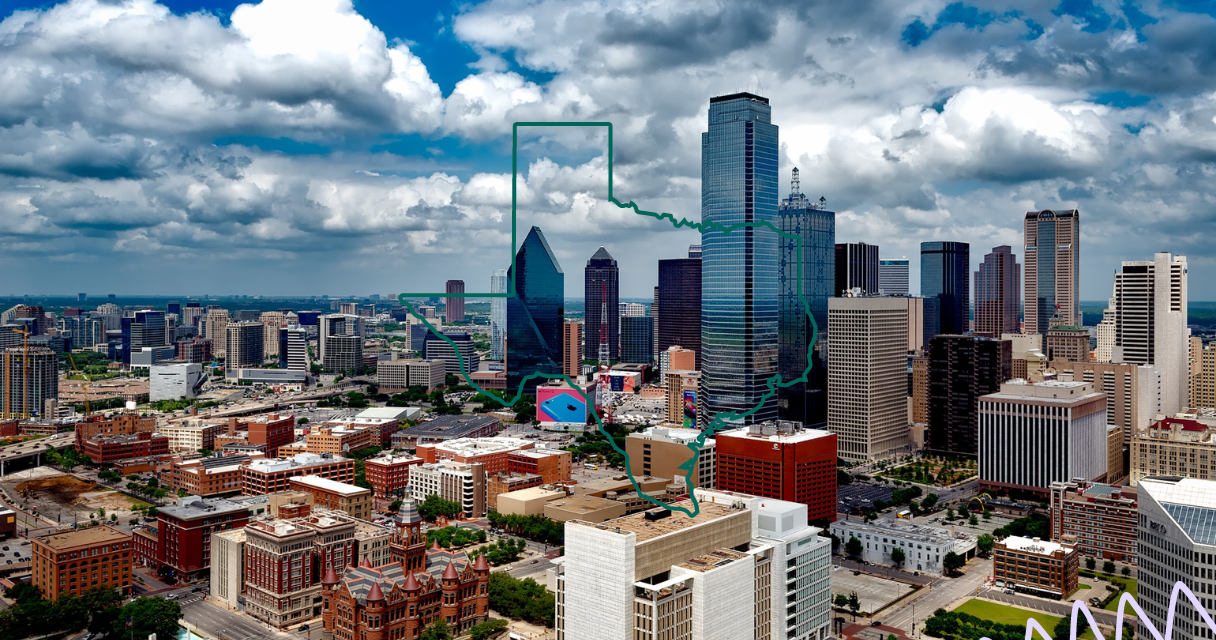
top-left (561, 320), bottom-right (582, 378)
top-left (778, 168), bottom-right (834, 428)
top-left (619, 316), bottom-right (654, 364)
top-left (490, 268), bottom-right (508, 361)
top-left (626, 426), bottom-right (716, 490)
top-left (978, 381), bottom-right (1108, 497)
top-left (657, 251), bottom-right (702, 371)
top-left (993, 536), bottom-right (1079, 600)
top-left (444, 280), bottom-right (464, 323)
top-left (827, 296), bottom-right (910, 461)
top-left (506, 226), bottom-right (564, 394)
top-left (1049, 480), bottom-right (1137, 563)
top-left (1130, 414), bottom-right (1216, 486)
top-left (364, 454), bottom-right (423, 499)
top-left (150, 363), bottom-right (203, 401)
top-left (701, 92), bottom-right (780, 426)
top-left (584, 246), bottom-right (620, 363)
top-left (32, 526), bottom-right (132, 600)
top-left (878, 258), bottom-right (909, 296)
top-left (407, 461), bottom-right (487, 518)
top-left (1136, 476), bottom-right (1216, 640)
top-left (0, 346), bottom-right (57, 420)
top-left (975, 245), bottom-right (1021, 337)
top-left (377, 358), bottom-right (445, 392)
top-left (926, 335), bottom-right (1011, 458)
top-left (834, 242), bottom-right (879, 296)
top-left (243, 454), bottom-right (357, 495)
top-left (830, 520), bottom-right (976, 575)
top-left (715, 422), bottom-right (836, 523)
top-left (1113, 252), bottom-right (1189, 415)
top-left (920, 241), bottom-right (970, 336)
top-left (1024, 209), bottom-right (1080, 334)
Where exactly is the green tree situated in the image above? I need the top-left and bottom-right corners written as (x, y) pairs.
top-left (977, 534), bottom-right (994, 557)
top-left (833, 594), bottom-right (848, 609)
top-left (419, 619), bottom-right (453, 640)
top-left (4, 582), bottom-right (42, 604)
top-left (837, 469), bottom-right (852, 485)
top-left (968, 514), bottom-right (978, 526)
top-left (845, 536), bottom-right (863, 558)
top-left (1085, 557), bottom-right (1096, 571)
top-left (921, 493), bottom-right (938, 510)
top-left (942, 552), bottom-right (965, 576)
top-left (1103, 560), bottom-right (1117, 575)
top-left (847, 591), bottom-right (861, 620)
top-left (945, 507), bottom-right (955, 521)
top-left (982, 509), bottom-right (992, 520)
top-left (389, 500), bottom-right (403, 512)
top-left (890, 547), bottom-right (906, 567)
top-left (109, 597), bottom-right (182, 640)
top-left (469, 619), bottom-right (509, 640)
top-left (1122, 566), bottom-right (1132, 577)
top-left (487, 573), bottom-right (555, 627)
top-left (177, 489), bottom-right (187, 498)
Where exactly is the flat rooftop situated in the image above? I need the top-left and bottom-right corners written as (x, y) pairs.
top-left (160, 496), bottom-right (250, 519)
top-left (571, 500), bottom-right (737, 543)
top-left (401, 415), bottom-right (500, 438)
top-left (37, 525), bottom-right (129, 550)
top-left (716, 424), bottom-right (835, 445)
top-left (833, 519), bottom-right (975, 545)
top-left (677, 548), bottom-right (749, 573)
top-left (1001, 536), bottom-right (1072, 555)
top-left (291, 475), bottom-right (369, 496)
top-left (501, 486), bottom-right (565, 501)
top-left (632, 426), bottom-right (714, 445)
top-left (429, 436), bottom-right (531, 455)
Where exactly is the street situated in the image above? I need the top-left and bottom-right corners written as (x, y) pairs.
top-left (181, 598), bottom-right (292, 640)
top-left (833, 557), bottom-right (932, 586)
top-left (875, 556), bottom-right (993, 635)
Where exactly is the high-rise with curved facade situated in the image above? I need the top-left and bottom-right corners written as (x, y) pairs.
top-left (1024, 209), bottom-right (1079, 334)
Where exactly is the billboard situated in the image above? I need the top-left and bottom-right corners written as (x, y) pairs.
top-left (537, 386), bottom-right (589, 425)
top-left (596, 371), bottom-right (641, 393)
top-left (683, 389), bottom-right (697, 428)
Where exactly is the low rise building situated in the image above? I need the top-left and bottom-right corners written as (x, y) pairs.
top-left (32, 526), bottom-right (132, 600)
top-left (487, 472), bottom-right (543, 511)
top-left (829, 520), bottom-right (977, 575)
top-left (73, 414), bottom-right (155, 449)
top-left (507, 448), bottom-right (572, 483)
top-left (363, 454), bottom-right (422, 499)
top-left (82, 431), bottom-right (170, 464)
top-left (416, 436), bottom-right (534, 475)
top-left (149, 363), bottom-right (203, 401)
top-left (289, 475), bottom-right (372, 520)
top-left (1048, 479), bottom-right (1137, 564)
top-left (1130, 412), bottom-right (1216, 486)
top-left (169, 453), bottom-right (260, 496)
top-left (353, 519), bottom-right (392, 569)
top-left (393, 415), bottom-right (500, 448)
top-left (626, 426), bottom-right (716, 489)
top-left (377, 358), bottom-right (445, 392)
top-left (497, 486), bottom-right (565, 516)
top-left (993, 536), bottom-right (1080, 600)
top-left (160, 422), bottom-right (224, 453)
top-left (150, 495), bottom-right (255, 579)
top-left (305, 425), bottom-right (377, 455)
top-left (242, 453), bottom-right (356, 495)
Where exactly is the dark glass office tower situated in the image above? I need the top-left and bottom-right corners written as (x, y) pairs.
top-left (657, 248), bottom-right (701, 370)
top-left (834, 242), bottom-right (878, 296)
top-left (121, 310), bottom-right (166, 366)
top-left (921, 241), bottom-right (971, 336)
top-left (926, 335), bottom-right (1010, 457)
top-left (506, 226), bottom-right (565, 394)
top-left (167, 302), bottom-right (181, 317)
top-left (701, 92), bottom-right (779, 426)
top-left (975, 245), bottom-right (1020, 337)
top-left (583, 246), bottom-right (619, 363)
top-left (778, 168), bottom-right (834, 428)
top-left (620, 316), bottom-right (654, 364)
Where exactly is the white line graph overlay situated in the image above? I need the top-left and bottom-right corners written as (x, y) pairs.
top-left (985, 581), bottom-right (1214, 640)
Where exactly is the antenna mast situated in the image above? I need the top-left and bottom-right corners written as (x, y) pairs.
top-left (597, 281), bottom-right (610, 365)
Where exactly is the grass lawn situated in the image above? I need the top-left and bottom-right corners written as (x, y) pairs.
top-left (1103, 577), bottom-right (1138, 611)
top-left (1077, 584), bottom-right (1091, 590)
top-left (953, 599), bottom-right (1097, 639)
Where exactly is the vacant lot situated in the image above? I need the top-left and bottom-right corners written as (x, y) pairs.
top-left (2, 466), bottom-right (149, 523)
top-left (830, 569), bottom-right (914, 615)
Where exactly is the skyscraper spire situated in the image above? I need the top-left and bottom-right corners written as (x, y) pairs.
top-left (791, 167), bottom-right (801, 195)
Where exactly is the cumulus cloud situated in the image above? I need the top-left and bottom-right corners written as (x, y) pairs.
top-left (3, 0), bottom-right (1216, 297)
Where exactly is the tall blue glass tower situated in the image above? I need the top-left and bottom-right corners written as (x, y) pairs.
top-left (701, 92), bottom-right (779, 426)
top-left (778, 168), bottom-right (834, 428)
top-left (921, 241), bottom-right (971, 336)
top-left (506, 226), bottom-right (564, 394)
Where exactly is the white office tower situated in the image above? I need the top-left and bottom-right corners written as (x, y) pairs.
top-left (1136, 476), bottom-right (1216, 640)
top-left (490, 269), bottom-right (508, 361)
top-left (1095, 286), bottom-right (1117, 363)
top-left (555, 491), bottom-right (831, 640)
top-left (281, 326), bottom-right (308, 372)
top-left (1113, 253), bottom-right (1188, 415)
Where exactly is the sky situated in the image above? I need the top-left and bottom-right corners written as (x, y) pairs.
top-left (1, 0), bottom-right (1216, 299)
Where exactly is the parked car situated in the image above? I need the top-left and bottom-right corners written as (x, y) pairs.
top-left (1005, 589), bottom-right (1014, 595)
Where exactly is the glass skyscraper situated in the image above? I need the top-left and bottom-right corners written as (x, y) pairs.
top-left (489, 269), bottom-right (507, 361)
top-left (1024, 209), bottom-right (1080, 333)
top-left (701, 92), bottom-right (779, 426)
top-left (506, 227), bottom-right (564, 394)
top-left (834, 242), bottom-right (879, 296)
top-left (583, 246), bottom-right (619, 363)
top-left (920, 241), bottom-right (971, 336)
top-left (121, 310), bottom-right (166, 366)
top-left (619, 316), bottom-right (654, 364)
top-left (778, 168), bottom-right (834, 428)
top-left (657, 248), bottom-right (701, 370)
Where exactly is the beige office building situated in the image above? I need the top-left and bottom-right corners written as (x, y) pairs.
top-left (1130, 413), bottom-right (1216, 486)
top-left (1191, 339), bottom-right (1215, 410)
top-left (210, 528), bottom-right (246, 610)
top-left (827, 297), bottom-right (910, 461)
top-left (1049, 360), bottom-right (1159, 440)
top-left (562, 321), bottom-right (583, 379)
top-left (626, 426), bottom-right (715, 489)
top-left (665, 370), bottom-right (700, 428)
top-left (205, 308), bottom-right (230, 354)
top-left (377, 358), bottom-right (445, 392)
top-left (161, 422), bottom-right (225, 453)
top-left (261, 311), bottom-right (289, 358)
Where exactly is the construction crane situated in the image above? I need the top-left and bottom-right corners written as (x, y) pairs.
top-left (66, 352), bottom-right (92, 417)
top-left (2, 327), bottom-right (30, 420)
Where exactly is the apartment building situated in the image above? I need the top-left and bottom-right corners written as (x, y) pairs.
top-left (160, 422), bottom-right (224, 453)
top-left (74, 414), bottom-right (155, 448)
top-left (363, 454), bottom-right (423, 499)
top-left (32, 526), bottom-right (132, 600)
top-left (169, 454), bottom-right (259, 496)
top-left (82, 431), bottom-right (170, 464)
top-left (407, 461), bottom-right (487, 518)
top-left (377, 358), bottom-right (446, 392)
top-left (416, 437), bottom-right (533, 475)
top-left (1048, 479), bottom-right (1138, 564)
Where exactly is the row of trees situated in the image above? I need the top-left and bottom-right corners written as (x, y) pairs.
top-left (42, 446), bottom-right (91, 470)
top-left (417, 494), bottom-right (463, 521)
top-left (486, 511), bottom-right (564, 545)
top-left (922, 606), bottom-right (1071, 640)
top-left (426, 526), bottom-right (488, 549)
top-left (992, 512), bottom-right (1049, 540)
top-left (0, 584), bottom-right (180, 640)
top-left (467, 538), bottom-right (527, 566)
top-left (842, 537), bottom-right (966, 575)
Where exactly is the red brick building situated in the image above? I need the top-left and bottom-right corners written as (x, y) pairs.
top-left (364, 454), bottom-right (423, 499)
top-left (321, 554), bottom-right (490, 640)
top-left (715, 422), bottom-right (838, 523)
top-left (242, 453), bottom-right (356, 495)
top-left (148, 496), bottom-right (252, 579)
top-left (74, 414), bottom-right (155, 449)
top-left (507, 448), bottom-right (571, 483)
top-left (32, 526), bottom-right (132, 600)
top-left (1049, 480), bottom-right (1138, 564)
top-left (82, 431), bottom-right (169, 464)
